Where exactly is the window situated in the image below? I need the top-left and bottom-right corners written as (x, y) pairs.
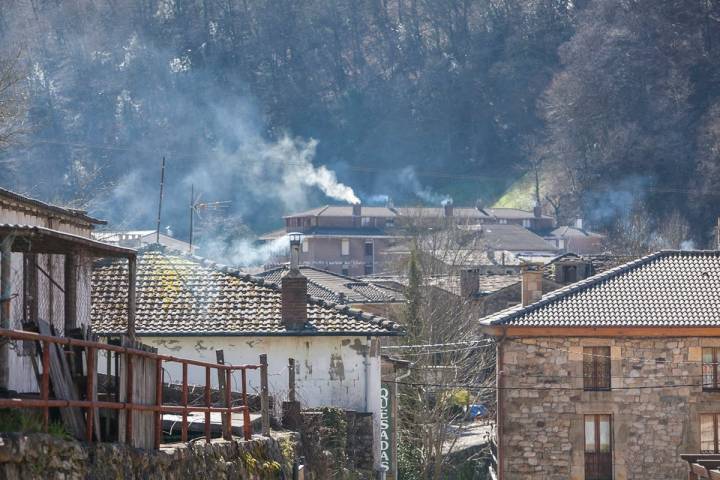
top-left (364, 264), bottom-right (374, 275)
top-left (563, 265), bottom-right (578, 283)
top-left (361, 217), bottom-right (371, 227)
top-left (385, 219), bottom-right (395, 227)
top-left (585, 414), bottom-right (612, 480)
top-left (302, 239), bottom-right (309, 253)
top-left (341, 266), bottom-right (349, 276)
top-left (522, 219), bottom-right (531, 228)
top-left (583, 347), bottom-right (611, 391)
top-left (341, 239), bottom-right (350, 256)
top-left (498, 218), bottom-right (507, 224)
top-left (701, 414), bottom-right (720, 453)
top-left (364, 242), bottom-right (374, 257)
top-left (703, 348), bottom-right (720, 390)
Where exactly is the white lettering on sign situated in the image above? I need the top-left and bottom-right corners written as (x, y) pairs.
top-left (380, 385), bottom-right (392, 470)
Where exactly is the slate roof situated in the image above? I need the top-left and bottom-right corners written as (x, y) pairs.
top-left (256, 265), bottom-right (404, 304)
top-left (92, 247), bottom-right (403, 336)
top-left (459, 224), bottom-right (559, 252)
top-left (394, 206), bottom-right (492, 219)
top-left (550, 226), bottom-right (604, 238)
top-left (480, 250), bottom-right (720, 327)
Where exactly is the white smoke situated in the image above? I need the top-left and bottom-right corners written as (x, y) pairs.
top-left (680, 240), bottom-right (695, 250)
top-left (269, 137), bottom-right (359, 204)
top-left (399, 166), bottom-right (451, 205)
top-left (203, 234), bottom-right (290, 267)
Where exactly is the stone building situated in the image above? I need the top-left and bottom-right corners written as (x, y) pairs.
top-left (480, 250), bottom-right (720, 480)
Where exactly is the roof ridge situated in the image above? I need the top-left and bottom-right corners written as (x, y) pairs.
top-left (118, 247), bottom-right (403, 333)
top-left (482, 250), bottom-right (670, 326)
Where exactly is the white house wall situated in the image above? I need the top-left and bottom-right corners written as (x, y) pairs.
top-left (141, 334), bottom-right (382, 466)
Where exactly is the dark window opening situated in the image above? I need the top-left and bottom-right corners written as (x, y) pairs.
top-left (585, 414), bottom-right (612, 480)
top-left (23, 253), bottom-right (38, 324)
top-left (364, 264), bottom-right (373, 275)
top-left (703, 348), bottom-right (720, 391)
top-left (364, 242), bottom-right (373, 257)
top-left (583, 346), bottom-right (611, 391)
top-left (563, 265), bottom-right (578, 283)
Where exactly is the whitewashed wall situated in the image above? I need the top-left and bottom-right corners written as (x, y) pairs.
top-left (140, 334), bottom-right (383, 466)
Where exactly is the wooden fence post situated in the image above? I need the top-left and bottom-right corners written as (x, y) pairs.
top-left (216, 350), bottom-right (228, 437)
top-left (260, 354), bottom-right (270, 436)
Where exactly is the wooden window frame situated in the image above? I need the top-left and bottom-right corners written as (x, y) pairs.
top-left (585, 414), bottom-right (613, 480)
top-left (700, 413), bottom-right (720, 453)
top-left (703, 348), bottom-right (720, 391)
top-left (583, 346), bottom-right (611, 391)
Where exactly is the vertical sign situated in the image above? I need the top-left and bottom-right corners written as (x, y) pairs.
top-left (380, 384), bottom-right (392, 472)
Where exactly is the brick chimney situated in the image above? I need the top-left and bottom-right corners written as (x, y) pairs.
top-left (352, 202), bottom-right (362, 228)
top-left (521, 264), bottom-right (543, 306)
top-left (533, 202), bottom-right (542, 219)
top-left (282, 233), bottom-right (307, 330)
top-left (460, 268), bottom-right (480, 299)
top-left (443, 201), bottom-right (454, 217)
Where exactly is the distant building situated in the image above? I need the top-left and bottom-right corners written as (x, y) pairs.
top-left (255, 264), bottom-right (404, 317)
top-left (544, 219), bottom-right (606, 255)
top-left (260, 205), bottom-right (402, 277)
top-left (93, 229), bottom-right (196, 253)
top-left (480, 250), bottom-right (720, 479)
top-left (261, 204), bottom-right (557, 276)
top-left (0, 187), bottom-right (135, 394)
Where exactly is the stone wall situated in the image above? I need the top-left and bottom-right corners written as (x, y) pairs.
top-left (298, 408), bottom-right (375, 480)
top-left (0, 432), bottom-right (299, 479)
top-left (500, 336), bottom-right (720, 480)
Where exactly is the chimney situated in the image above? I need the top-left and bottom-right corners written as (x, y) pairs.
top-left (575, 218), bottom-right (584, 230)
top-left (460, 268), bottom-right (480, 299)
top-left (443, 200), bottom-right (454, 218)
top-left (352, 202), bottom-right (362, 227)
top-left (282, 233), bottom-right (307, 330)
top-left (533, 202), bottom-right (542, 219)
top-left (521, 264), bottom-right (543, 306)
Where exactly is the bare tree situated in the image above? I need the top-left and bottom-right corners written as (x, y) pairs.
top-left (0, 51), bottom-right (26, 150)
top-left (393, 236), bottom-right (496, 479)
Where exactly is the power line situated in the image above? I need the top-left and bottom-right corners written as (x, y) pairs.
top-left (505, 338), bottom-right (719, 366)
top-left (382, 339), bottom-right (493, 349)
top-left (388, 378), bottom-right (720, 392)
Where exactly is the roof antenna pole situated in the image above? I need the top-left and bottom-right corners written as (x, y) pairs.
top-left (155, 156), bottom-right (166, 244)
top-left (189, 184), bottom-right (194, 253)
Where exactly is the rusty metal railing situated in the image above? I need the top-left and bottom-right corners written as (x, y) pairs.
top-left (0, 328), bottom-right (260, 447)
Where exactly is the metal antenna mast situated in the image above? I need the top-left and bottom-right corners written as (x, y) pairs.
top-left (155, 156), bottom-right (166, 244)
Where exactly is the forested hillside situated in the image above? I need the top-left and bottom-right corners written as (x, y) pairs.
top-left (0, 0), bottom-right (719, 248)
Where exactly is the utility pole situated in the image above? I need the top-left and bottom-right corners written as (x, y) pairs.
top-left (155, 156), bottom-right (166, 244)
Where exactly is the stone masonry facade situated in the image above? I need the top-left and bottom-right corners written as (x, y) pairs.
top-left (500, 336), bottom-right (720, 480)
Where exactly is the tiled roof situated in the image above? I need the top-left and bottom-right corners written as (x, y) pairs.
top-left (484, 207), bottom-right (554, 220)
top-left (284, 205), bottom-right (398, 218)
top-left (256, 265), bottom-right (404, 304)
top-left (92, 247), bottom-right (403, 336)
top-left (480, 250), bottom-right (720, 327)
top-left (394, 206), bottom-right (492, 219)
top-left (550, 226), bottom-right (604, 238)
top-left (300, 226), bottom-right (394, 237)
top-left (367, 274), bottom-right (521, 296)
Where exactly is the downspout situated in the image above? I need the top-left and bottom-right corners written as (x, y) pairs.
top-left (364, 336), bottom-right (371, 411)
top-left (496, 326), bottom-right (508, 480)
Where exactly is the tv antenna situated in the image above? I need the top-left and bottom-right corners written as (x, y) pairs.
top-left (188, 184), bottom-right (231, 253)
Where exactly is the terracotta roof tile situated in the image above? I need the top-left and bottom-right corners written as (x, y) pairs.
top-left (480, 250), bottom-right (720, 327)
top-left (92, 247), bottom-right (403, 336)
